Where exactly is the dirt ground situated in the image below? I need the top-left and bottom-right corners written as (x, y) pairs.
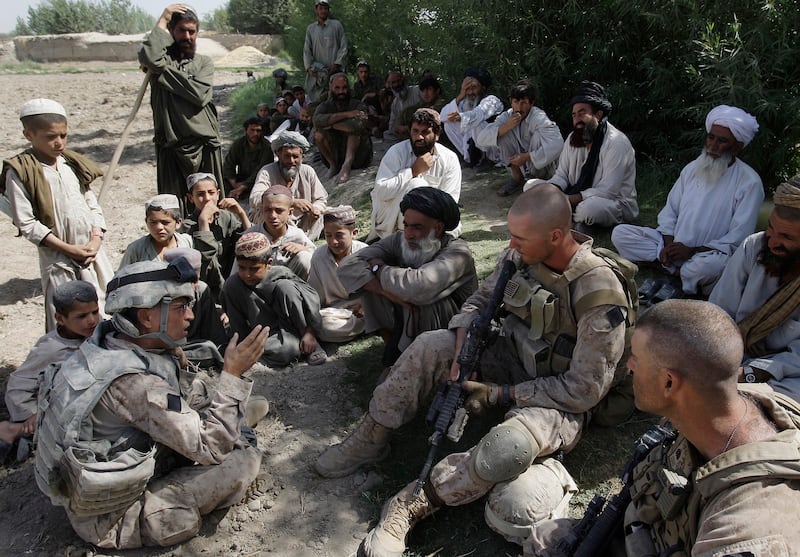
top-left (0, 62), bottom-right (512, 557)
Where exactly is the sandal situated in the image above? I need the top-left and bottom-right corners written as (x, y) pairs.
top-left (497, 180), bottom-right (522, 197)
top-left (637, 278), bottom-right (665, 304)
top-left (652, 281), bottom-right (682, 304)
top-left (306, 346), bottom-right (327, 366)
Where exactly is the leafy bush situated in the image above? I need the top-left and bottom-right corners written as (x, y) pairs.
top-left (227, 0), bottom-right (291, 34)
top-left (203, 6), bottom-right (232, 32)
top-left (15, 0), bottom-right (154, 35)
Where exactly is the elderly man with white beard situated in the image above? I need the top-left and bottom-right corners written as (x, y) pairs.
top-left (612, 105), bottom-right (763, 296)
top-left (337, 187), bottom-right (478, 366)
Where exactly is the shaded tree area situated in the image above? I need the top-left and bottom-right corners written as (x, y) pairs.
top-left (283, 0), bottom-right (800, 188)
top-left (15, 0), bottom-right (154, 35)
top-left (227, 0), bottom-right (291, 34)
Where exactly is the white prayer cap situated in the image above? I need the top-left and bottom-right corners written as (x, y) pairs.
top-left (705, 105), bottom-right (759, 147)
top-left (145, 194), bottom-right (181, 211)
top-left (271, 130), bottom-right (310, 152)
top-left (19, 98), bottom-right (67, 119)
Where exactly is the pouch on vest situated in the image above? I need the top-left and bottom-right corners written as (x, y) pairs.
top-left (63, 442), bottom-right (156, 517)
top-left (503, 273), bottom-right (557, 337)
top-left (503, 314), bottom-right (550, 379)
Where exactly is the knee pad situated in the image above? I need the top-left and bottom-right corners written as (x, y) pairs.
top-left (484, 458), bottom-right (577, 544)
top-left (472, 421), bottom-right (537, 483)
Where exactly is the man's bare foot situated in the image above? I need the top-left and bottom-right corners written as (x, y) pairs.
top-left (335, 169), bottom-right (351, 184)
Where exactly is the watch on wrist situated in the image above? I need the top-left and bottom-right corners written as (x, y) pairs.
top-left (371, 263), bottom-right (381, 275)
top-left (743, 366), bottom-right (757, 383)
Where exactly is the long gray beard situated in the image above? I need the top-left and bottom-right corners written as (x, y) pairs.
top-left (694, 149), bottom-right (733, 184)
top-left (401, 230), bottom-right (441, 268)
top-left (462, 97), bottom-right (478, 111)
top-left (281, 166), bottom-right (298, 181)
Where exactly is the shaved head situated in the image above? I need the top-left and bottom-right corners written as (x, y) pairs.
top-left (637, 299), bottom-right (743, 392)
top-left (509, 184), bottom-right (572, 235)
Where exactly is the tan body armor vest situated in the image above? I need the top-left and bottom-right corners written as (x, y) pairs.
top-left (501, 245), bottom-right (631, 382)
top-left (35, 327), bottom-right (181, 516)
top-left (628, 386), bottom-right (800, 555)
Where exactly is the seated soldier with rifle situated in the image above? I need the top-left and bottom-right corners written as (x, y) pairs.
top-left (527, 299), bottom-right (800, 557)
top-left (315, 184), bottom-right (637, 556)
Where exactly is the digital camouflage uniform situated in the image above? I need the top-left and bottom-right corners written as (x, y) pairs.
top-left (364, 238), bottom-right (634, 544)
top-left (527, 384), bottom-right (800, 556)
top-left (35, 326), bottom-right (260, 549)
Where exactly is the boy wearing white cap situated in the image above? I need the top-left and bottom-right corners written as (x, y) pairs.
top-left (1, 98), bottom-right (113, 332)
top-left (119, 193), bottom-right (194, 268)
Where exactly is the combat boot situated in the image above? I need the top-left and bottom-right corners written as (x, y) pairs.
top-left (359, 480), bottom-right (439, 557)
top-left (315, 414), bottom-right (391, 477)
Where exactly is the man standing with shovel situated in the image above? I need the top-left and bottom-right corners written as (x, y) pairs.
top-left (139, 3), bottom-right (224, 215)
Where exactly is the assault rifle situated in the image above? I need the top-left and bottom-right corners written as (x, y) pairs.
top-left (413, 258), bottom-right (516, 497)
top-left (557, 423), bottom-right (678, 557)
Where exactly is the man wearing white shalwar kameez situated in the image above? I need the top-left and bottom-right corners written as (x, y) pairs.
top-left (3, 99), bottom-right (112, 332)
top-left (709, 178), bottom-right (800, 402)
top-left (612, 105), bottom-right (763, 295)
top-left (440, 68), bottom-right (504, 164)
top-left (369, 108), bottom-right (462, 241)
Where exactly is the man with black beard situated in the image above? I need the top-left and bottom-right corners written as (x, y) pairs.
top-left (249, 131), bottom-right (328, 240)
top-left (613, 105), bottom-right (763, 296)
top-left (368, 108), bottom-right (462, 241)
top-left (710, 177), bottom-right (800, 402)
top-left (525, 81), bottom-right (637, 229)
top-left (313, 73), bottom-right (373, 184)
top-left (139, 3), bottom-right (223, 215)
top-left (337, 187), bottom-right (477, 366)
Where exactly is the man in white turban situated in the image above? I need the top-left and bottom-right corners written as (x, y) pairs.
top-left (249, 130), bottom-right (328, 240)
top-left (612, 104), bottom-right (763, 296)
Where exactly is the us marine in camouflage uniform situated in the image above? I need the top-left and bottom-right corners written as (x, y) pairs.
top-left (315, 184), bottom-right (636, 556)
top-left (34, 258), bottom-right (270, 549)
top-left (528, 300), bottom-right (800, 557)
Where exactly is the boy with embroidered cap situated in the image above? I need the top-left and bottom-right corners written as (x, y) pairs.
top-left (308, 205), bottom-right (367, 342)
top-left (0, 280), bottom-right (100, 464)
top-left (119, 193), bottom-right (193, 268)
top-left (2, 98), bottom-right (113, 331)
top-left (222, 231), bottom-right (326, 366)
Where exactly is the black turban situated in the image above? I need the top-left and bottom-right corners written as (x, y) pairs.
top-left (464, 67), bottom-right (492, 88)
top-left (569, 81), bottom-right (612, 115)
top-left (400, 187), bottom-right (461, 231)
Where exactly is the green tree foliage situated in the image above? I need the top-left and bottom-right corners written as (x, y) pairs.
top-left (228, 0), bottom-right (290, 34)
top-left (203, 6), bottom-right (232, 32)
top-left (283, 0), bottom-right (800, 188)
top-left (15, 0), bottom-right (154, 35)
